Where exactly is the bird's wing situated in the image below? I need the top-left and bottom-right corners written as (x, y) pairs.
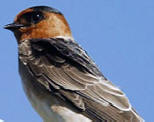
top-left (22, 38), bottom-right (143, 121)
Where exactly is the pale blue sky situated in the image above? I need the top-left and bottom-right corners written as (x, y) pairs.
top-left (0, 0), bottom-right (153, 122)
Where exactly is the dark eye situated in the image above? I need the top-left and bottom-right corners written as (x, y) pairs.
top-left (31, 12), bottom-right (44, 24)
top-left (21, 11), bottom-right (44, 24)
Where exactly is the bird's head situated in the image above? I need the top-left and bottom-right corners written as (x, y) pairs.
top-left (4, 6), bottom-right (72, 43)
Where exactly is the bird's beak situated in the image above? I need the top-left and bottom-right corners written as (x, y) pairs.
top-left (4, 23), bottom-right (24, 31)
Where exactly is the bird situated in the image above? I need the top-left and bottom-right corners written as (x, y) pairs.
top-left (4, 6), bottom-right (144, 122)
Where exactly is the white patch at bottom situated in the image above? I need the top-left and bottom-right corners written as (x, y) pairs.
top-left (0, 119), bottom-right (4, 122)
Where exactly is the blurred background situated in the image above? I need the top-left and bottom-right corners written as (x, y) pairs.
top-left (0, 0), bottom-right (153, 122)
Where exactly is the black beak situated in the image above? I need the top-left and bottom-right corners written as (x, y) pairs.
top-left (4, 23), bottom-right (24, 31)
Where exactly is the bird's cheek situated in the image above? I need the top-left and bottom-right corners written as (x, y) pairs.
top-left (19, 27), bottom-right (29, 33)
top-left (19, 24), bottom-right (35, 32)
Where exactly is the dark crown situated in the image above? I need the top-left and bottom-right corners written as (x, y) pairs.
top-left (29, 6), bottom-right (62, 15)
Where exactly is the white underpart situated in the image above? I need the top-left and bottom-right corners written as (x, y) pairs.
top-left (28, 86), bottom-right (92, 122)
top-left (50, 106), bottom-right (92, 122)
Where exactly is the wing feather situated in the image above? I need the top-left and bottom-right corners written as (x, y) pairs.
top-left (19, 38), bottom-right (143, 121)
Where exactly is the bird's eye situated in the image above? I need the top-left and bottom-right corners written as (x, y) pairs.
top-left (31, 12), bottom-right (44, 24)
top-left (21, 11), bottom-right (44, 25)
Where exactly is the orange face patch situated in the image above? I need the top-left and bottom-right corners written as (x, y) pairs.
top-left (14, 11), bottom-right (72, 42)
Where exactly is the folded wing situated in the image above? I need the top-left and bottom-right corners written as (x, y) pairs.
top-left (22, 38), bottom-right (143, 121)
